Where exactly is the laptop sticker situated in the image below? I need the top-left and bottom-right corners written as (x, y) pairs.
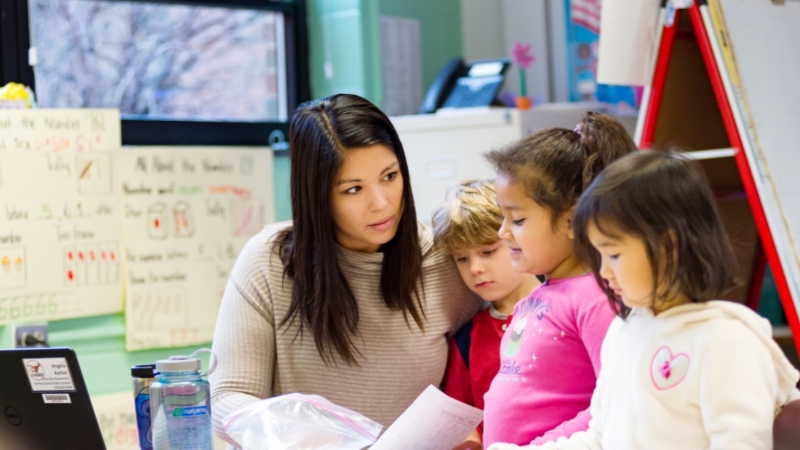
top-left (22, 358), bottom-right (76, 392)
top-left (42, 393), bottom-right (71, 404)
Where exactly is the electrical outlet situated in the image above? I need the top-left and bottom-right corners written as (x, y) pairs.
top-left (15, 324), bottom-right (48, 348)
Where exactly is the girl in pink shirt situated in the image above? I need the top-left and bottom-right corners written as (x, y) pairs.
top-left (481, 113), bottom-right (636, 447)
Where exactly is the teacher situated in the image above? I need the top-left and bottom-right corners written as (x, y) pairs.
top-left (210, 94), bottom-right (481, 445)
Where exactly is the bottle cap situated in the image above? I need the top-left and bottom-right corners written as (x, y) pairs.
top-left (155, 356), bottom-right (201, 374)
top-left (131, 364), bottom-right (156, 378)
top-left (155, 349), bottom-right (217, 376)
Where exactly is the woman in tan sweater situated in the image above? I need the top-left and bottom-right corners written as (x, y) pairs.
top-left (209, 94), bottom-right (481, 446)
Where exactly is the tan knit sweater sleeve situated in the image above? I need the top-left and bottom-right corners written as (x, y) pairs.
top-left (209, 225), bottom-right (280, 446)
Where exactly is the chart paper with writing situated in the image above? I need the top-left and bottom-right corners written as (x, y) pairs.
top-left (120, 147), bottom-right (274, 351)
top-left (0, 109), bottom-right (122, 324)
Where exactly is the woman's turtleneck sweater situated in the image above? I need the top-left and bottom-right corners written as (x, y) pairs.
top-left (210, 221), bottom-right (481, 446)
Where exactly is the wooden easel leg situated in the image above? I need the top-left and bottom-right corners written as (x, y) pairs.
top-left (745, 243), bottom-right (767, 311)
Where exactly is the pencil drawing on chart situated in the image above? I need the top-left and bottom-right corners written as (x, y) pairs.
top-left (76, 153), bottom-right (113, 195)
top-left (172, 201), bottom-right (195, 238)
top-left (147, 203), bottom-right (168, 240)
top-left (0, 246), bottom-right (26, 290)
top-left (231, 199), bottom-right (266, 237)
top-left (130, 289), bottom-right (187, 331)
top-left (63, 242), bottom-right (119, 286)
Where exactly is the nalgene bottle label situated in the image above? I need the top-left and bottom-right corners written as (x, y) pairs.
top-left (170, 406), bottom-right (208, 418)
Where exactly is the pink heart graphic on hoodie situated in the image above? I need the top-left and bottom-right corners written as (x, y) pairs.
top-left (650, 346), bottom-right (690, 390)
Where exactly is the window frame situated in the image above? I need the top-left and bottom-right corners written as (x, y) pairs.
top-left (0, 0), bottom-right (308, 149)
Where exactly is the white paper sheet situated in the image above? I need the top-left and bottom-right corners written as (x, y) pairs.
top-left (120, 147), bottom-right (274, 351)
top-left (0, 109), bottom-right (123, 324)
top-left (371, 385), bottom-right (483, 450)
top-left (92, 391), bottom-right (140, 450)
top-left (596, 0), bottom-right (661, 86)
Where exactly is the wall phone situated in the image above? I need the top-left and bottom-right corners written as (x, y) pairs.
top-left (419, 58), bottom-right (511, 114)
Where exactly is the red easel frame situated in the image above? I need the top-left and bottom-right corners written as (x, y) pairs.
top-left (638, 4), bottom-right (800, 352)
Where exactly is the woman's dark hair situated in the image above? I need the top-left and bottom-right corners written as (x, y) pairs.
top-left (485, 112), bottom-right (637, 224)
top-left (573, 150), bottom-right (737, 318)
top-left (275, 94), bottom-right (423, 365)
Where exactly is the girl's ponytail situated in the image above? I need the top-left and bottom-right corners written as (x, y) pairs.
top-left (577, 112), bottom-right (638, 190)
top-left (485, 111), bottom-right (637, 222)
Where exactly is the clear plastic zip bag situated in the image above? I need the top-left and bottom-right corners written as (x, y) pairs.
top-left (222, 393), bottom-right (383, 450)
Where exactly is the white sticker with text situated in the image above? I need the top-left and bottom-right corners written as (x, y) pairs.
top-left (42, 393), bottom-right (71, 404)
top-left (669, 0), bottom-right (693, 8)
top-left (22, 358), bottom-right (77, 392)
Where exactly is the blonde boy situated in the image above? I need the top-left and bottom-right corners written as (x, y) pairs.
top-left (433, 179), bottom-right (539, 449)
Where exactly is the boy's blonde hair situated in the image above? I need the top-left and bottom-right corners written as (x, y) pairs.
top-left (432, 179), bottom-right (502, 254)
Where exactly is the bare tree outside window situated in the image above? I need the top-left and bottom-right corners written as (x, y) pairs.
top-left (31, 0), bottom-right (285, 121)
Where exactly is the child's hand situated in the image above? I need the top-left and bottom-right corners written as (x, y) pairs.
top-left (452, 441), bottom-right (482, 450)
top-left (487, 444), bottom-right (558, 450)
top-left (452, 428), bottom-right (482, 450)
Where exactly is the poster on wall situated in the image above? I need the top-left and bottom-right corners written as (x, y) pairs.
top-left (0, 109), bottom-right (123, 325)
top-left (120, 147), bottom-right (274, 351)
top-left (566, 0), bottom-right (643, 114)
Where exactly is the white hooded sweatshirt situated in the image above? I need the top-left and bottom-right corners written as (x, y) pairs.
top-left (489, 301), bottom-right (800, 450)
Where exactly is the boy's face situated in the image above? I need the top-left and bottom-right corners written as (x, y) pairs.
top-left (452, 240), bottom-right (529, 302)
top-left (495, 172), bottom-right (575, 276)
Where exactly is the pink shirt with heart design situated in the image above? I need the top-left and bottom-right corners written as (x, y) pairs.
top-left (487, 301), bottom-right (800, 450)
top-left (482, 273), bottom-right (615, 447)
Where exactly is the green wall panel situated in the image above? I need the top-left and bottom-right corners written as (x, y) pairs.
top-left (308, 0), bottom-right (369, 100)
top-left (274, 153), bottom-right (292, 221)
top-left (377, 0), bottom-right (463, 96)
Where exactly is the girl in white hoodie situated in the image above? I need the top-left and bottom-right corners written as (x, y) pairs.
top-left (489, 150), bottom-right (800, 450)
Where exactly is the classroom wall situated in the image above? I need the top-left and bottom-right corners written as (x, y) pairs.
top-left (461, 0), bottom-right (553, 102)
top-left (307, 0), bottom-right (464, 106)
top-left (461, 0), bottom-right (505, 61)
top-left (376, 0), bottom-right (464, 100)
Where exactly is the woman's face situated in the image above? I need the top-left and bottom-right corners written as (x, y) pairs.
top-left (331, 144), bottom-right (404, 253)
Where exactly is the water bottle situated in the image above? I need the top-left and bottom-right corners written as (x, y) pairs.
top-left (131, 364), bottom-right (156, 450)
top-left (150, 349), bottom-right (216, 450)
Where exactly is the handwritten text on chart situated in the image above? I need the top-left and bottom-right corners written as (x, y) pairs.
top-left (121, 148), bottom-right (273, 351)
top-left (0, 135), bottom-right (108, 153)
top-left (0, 293), bottom-right (80, 324)
top-left (0, 110), bottom-right (116, 153)
top-left (127, 326), bottom-right (207, 350)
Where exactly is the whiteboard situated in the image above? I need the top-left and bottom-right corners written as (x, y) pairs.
top-left (119, 147), bottom-right (274, 351)
top-left (713, 0), bottom-right (800, 316)
top-left (0, 109), bottom-right (123, 324)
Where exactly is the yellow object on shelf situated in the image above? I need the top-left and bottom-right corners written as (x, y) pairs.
top-left (0, 82), bottom-right (36, 109)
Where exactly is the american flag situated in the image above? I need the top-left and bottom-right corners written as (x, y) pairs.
top-left (571, 0), bottom-right (602, 34)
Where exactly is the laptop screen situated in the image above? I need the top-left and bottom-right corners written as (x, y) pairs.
top-left (0, 348), bottom-right (107, 450)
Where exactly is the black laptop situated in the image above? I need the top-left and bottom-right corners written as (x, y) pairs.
top-left (0, 348), bottom-right (107, 450)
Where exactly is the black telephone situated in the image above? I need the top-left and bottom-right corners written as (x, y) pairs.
top-left (419, 57), bottom-right (510, 114)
